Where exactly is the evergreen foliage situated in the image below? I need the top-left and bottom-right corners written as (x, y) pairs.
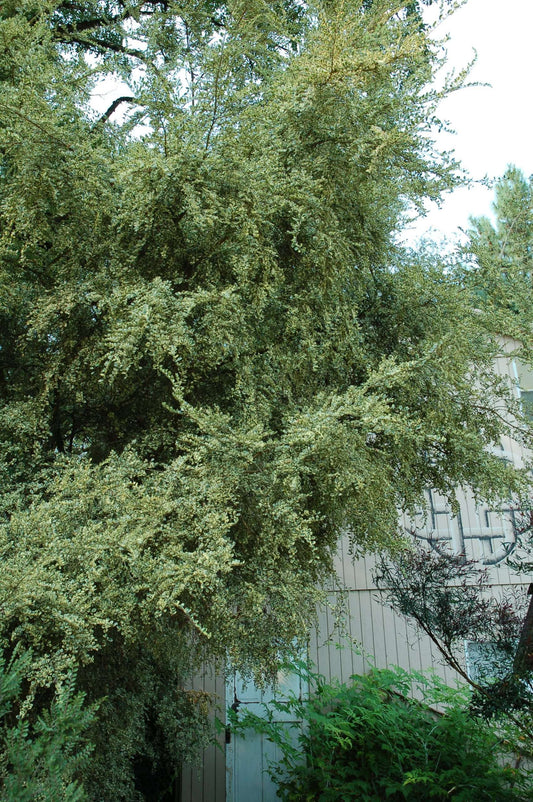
top-left (1, 0), bottom-right (532, 796)
top-left (463, 166), bottom-right (533, 355)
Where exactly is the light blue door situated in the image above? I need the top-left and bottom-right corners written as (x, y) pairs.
top-left (226, 665), bottom-right (305, 802)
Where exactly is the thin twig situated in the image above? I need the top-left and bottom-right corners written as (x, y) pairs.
top-left (0, 102), bottom-right (72, 149)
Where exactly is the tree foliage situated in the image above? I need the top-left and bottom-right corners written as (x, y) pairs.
top-left (462, 166), bottom-right (533, 354)
top-left (1, 0), bottom-right (532, 796)
top-left (375, 545), bottom-right (533, 734)
top-left (373, 165), bottom-right (533, 774)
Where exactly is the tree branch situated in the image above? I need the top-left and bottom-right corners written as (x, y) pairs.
top-left (54, 31), bottom-right (148, 62)
top-left (93, 96), bottom-right (138, 128)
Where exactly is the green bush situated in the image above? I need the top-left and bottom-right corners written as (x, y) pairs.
top-left (0, 648), bottom-right (95, 802)
top-left (233, 665), bottom-right (533, 801)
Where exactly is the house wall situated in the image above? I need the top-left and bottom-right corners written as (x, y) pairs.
top-left (311, 486), bottom-right (530, 691)
top-left (180, 342), bottom-right (532, 802)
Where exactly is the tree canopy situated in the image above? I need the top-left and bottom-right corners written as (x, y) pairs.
top-left (0, 0), bottom-right (532, 797)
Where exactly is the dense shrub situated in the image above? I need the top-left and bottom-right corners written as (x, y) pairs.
top-left (234, 665), bottom-right (533, 801)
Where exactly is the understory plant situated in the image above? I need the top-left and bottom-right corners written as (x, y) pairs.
top-left (231, 664), bottom-right (533, 801)
top-left (0, 648), bottom-right (95, 802)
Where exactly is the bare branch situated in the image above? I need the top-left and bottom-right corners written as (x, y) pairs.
top-left (93, 95), bottom-right (138, 128)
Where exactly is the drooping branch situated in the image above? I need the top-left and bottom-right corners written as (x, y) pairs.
top-left (53, 30), bottom-right (148, 62)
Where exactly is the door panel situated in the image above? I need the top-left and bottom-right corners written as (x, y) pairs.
top-left (226, 665), bottom-right (305, 802)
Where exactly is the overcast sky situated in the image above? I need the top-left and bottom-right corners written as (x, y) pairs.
top-left (406, 0), bottom-right (533, 244)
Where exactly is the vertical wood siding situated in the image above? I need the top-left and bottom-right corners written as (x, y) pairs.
top-left (180, 666), bottom-right (226, 802)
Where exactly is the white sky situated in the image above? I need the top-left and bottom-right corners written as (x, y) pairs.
top-left (405, 0), bottom-right (533, 245)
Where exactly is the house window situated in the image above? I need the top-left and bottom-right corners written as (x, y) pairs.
top-left (521, 390), bottom-right (533, 422)
top-left (514, 359), bottom-right (533, 422)
top-left (464, 641), bottom-right (513, 684)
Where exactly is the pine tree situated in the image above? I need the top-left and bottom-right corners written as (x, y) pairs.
top-left (464, 166), bottom-right (533, 350)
